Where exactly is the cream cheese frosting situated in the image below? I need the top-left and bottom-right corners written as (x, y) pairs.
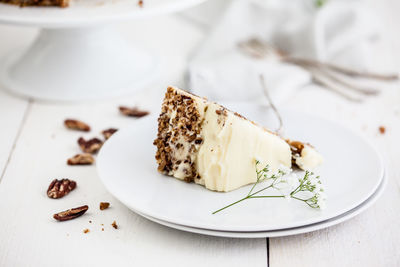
top-left (153, 86), bottom-right (322, 192)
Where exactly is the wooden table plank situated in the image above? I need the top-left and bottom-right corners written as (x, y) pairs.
top-left (0, 15), bottom-right (269, 267)
top-left (0, 93), bottom-right (268, 267)
top-left (0, 92), bottom-right (29, 180)
top-left (0, 24), bottom-right (36, 179)
top-left (269, 89), bottom-right (400, 266)
top-left (269, 0), bottom-right (400, 262)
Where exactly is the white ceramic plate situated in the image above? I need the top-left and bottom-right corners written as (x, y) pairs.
top-left (137, 175), bottom-right (386, 238)
top-left (97, 104), bottom-right (384, 232)
top-left (0, 0), bottom-right (206, 27)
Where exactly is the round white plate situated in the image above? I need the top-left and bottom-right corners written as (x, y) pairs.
top-left (97, 104), bottom-right (384, 232)
top-left (0, 0), bottom-right (207, 27)
top-left (137, 175), bottom-right (386, 238)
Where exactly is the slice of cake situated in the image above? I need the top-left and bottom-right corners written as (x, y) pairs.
top-left (154, 86), bottom-right (297, 192)
top-left (0, 0), bottom-right (68, 7)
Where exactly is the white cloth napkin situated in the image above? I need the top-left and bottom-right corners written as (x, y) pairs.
top-left (188, 0), bottom-right (380, 103)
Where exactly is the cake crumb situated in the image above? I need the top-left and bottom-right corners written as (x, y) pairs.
top-left (378, 126), bottom-right (386, 134)
top-left (102, 228), bottom-right (104, 231)
top-left (83, 229), bottom-right (90, 234)
top-left (111, 221), bottom-right (118, 229)
top-left (100, 202), bottom-right (110, 210)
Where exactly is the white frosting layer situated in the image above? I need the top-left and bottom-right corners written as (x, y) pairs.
top-left (168, 96), bottom-right (207, 180)
top-left (195, 103), bottom-right (292, 192)
top-left (295, 145), bottom-right (324, 171)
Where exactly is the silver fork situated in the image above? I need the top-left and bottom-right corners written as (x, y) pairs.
top-left (239, 38), bottom-right (399, 101)
top-left (259, 74), bottom-right (285, 136)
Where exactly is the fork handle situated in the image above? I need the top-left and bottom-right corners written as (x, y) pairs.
top-left (309, 65), bottom-right (379, 96)
top-left (284, 57), bottom-right (399, 81)
top-left (308, 67), bottom-right (364, 103)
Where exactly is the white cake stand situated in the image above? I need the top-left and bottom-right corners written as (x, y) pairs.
top-left (0, 0), bottom-right (206, 101)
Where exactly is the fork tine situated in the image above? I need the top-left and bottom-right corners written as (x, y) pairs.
top-left (238, 41), bottom-right (268, 58)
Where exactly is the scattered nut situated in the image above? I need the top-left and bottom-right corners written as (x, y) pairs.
top-left (102, 128), bottom-right (118, 140)
top-left (53, 205), bottom-right (89, 221)
top-left (119, 106), bottom-right (149, 118)
top-left (111, 220), bottom-right (118, 229)
top-left (67, 153), bottom-right (94, 165)
top-left (64, 119), bottom-right (90, 132)
top-left (138, 0), bottom-right (143, 7)
top-left (100, 202), bottom-right (110, 210)
top-left (78, 137), bottom-right (103, 154)
top-left (379, 126), bottom-right (386, 134)
top-left (83, 229), bottom-right (90, 234)
top-left (101, 228), bottom-right (104, 231)
top-left (47, 179), bottom-right (77, 199)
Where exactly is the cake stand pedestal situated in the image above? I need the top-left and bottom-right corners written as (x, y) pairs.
top-left (0, 26), bottom-right (158, 101)
top-left (0, 0), bottom-right (206, 101)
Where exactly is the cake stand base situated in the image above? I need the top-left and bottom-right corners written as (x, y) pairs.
top-left (0, 26), bottom-right (159, 101)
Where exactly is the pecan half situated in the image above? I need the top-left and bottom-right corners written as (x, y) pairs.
top-left (64, 119), bottom-right (91, 132)
top-left (101, 128), bottom-right (118, 140)
top-left (53, 205), bottom-right (88, 221)
top-left (47, 179), bottom-right (77, 199)
top-left (67, 153), bottom-right (94, 165)
top-left (99, 202), bottom-right (110, 210)
top-left (287, 140), bottom-right (305, 154)
top-left (119, 106), bottom-right (149, 118)
top-left (78, 137), bottom-right (103, 154)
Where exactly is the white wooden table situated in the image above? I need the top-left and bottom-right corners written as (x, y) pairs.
top-left (0, 1), bottom-right (399, 266)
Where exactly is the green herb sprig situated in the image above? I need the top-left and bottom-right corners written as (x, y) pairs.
top-left (212, 160), bottom-right (326, 214)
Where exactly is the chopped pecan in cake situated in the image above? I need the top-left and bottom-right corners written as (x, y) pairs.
top-left (286, 139), bottom-right (305, 166)
top-left (153, 87), bottom-right (204, 182)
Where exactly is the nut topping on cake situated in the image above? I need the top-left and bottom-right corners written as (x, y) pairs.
top-left (153, 87), bottom-right (205, 182)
